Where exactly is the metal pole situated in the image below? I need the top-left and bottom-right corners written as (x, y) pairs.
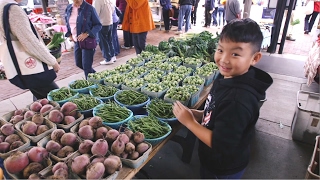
top-left (267, 0), bottom-right (287, 53)
top-left (41, 0), bottom-right (49, 16)
top-left (278, 0), bottom-right (296, 54)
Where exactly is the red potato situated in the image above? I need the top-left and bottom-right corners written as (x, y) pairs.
top-left (52, 162), bottom-right (68, 174)
top-left (29, 102), bottom-right (42, 112)
top-left (78, 139), bottom-right (94, 154)
top-left (24, 110), bottom-right (35, 119)
top-left (79, 119), bottom-right (89, 128)
top-left (14, 109), bottom-right (25, 116)
top-left (9, 115), bottom-right (24, 124)
top-left (51, 129), bottom-right (65, 142)
top-left (4, 151), bottom-right (29, 174)
top-left (95, 126), bottom-right (108, 140)
top-left (27, 147), bottom-right (48, 163)
top-left (136, 142), bottom-right (149, 155)
top-left (117, 133), bottom-right (130, 144)
top-left (45, 140), bottom-right (62, 153)
top-left (106, 129), bottom-right (119, 143)
top-left (56, 146), bottom-right (74, 158)
top-left (86, 162), bottom-right (105, 179)
top-left (21, 121), bottom-right (37, 136)
top-left (39, 104), bottom-right (54, 114)
top-left (71, 154), bottom-right (90, 175)
top-left (9, 141), bottom-right (24, 151)
top-left (5, 134), bottom-right (21, 144)
top-left (31, 114), bottom-right (44, 126)
top-left (91, 139), bottom-right (108, 156)
top-left (36, 125), bottom-right (49, 135)
top-left (0, 123), bottom-right (15, 136)
top-left (63, 116), bottom-right (76, 125)
top-left (78, 125), bottom-right (94, 140)
top-left (60, 133), bottom-right (77, 147)
top-left (0, 142), bottom-right (10, 153)
top-left (103, 155), bottom-right (121, 175)
top-left (88, 116), bottom-right (103, 129)
top-left (38, 98), bottom-right (49, 106)
top-left (60, 102), bottom-right (78, 117)
top-left (133, 132), bottom-right (145, 144)
top-left (48, 110), bottom-right (64, 124)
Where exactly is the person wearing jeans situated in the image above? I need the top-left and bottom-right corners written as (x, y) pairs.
top-left (304, 1), bottom-right (320, 34)
top-left (112, 7), bottom-right (120, 56)
top-left (65, 0), bottom-right (102, 78)
top-left (160, 0), bottom-right (172, 32)
top-left (122, 0), bottom-right (155, 54)
top-left (217, 3), bottom-right (225, 27)
top-left (93, 0), bottom-right (116, 65)
top-left (176, 0), bottom-right (194, 34)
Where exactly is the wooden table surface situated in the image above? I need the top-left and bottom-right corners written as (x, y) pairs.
top-left (116, 83), bottom-right (213, 179)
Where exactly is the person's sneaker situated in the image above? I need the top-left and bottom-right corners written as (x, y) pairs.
top-left (111, 56), bottom-right (117, 62)
top-left (175, 31), bottom-right (183, 35)
top-left (121, 45), bottom-right (131, 49)
top-left (100, 60), bottom-right (114, 65)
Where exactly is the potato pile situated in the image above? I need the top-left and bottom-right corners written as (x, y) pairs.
top-left (110, 129), bottom-right (150, 161)
top-left (45, 162), bottom-right (70, 179)
top-left (18, 113), bottom-right (52, 136)
top-left (4, 147), bottom-right (49, 179)
top-left (44, 129), bottom-right (78, 159)
top-left (28, 98), bottom-right (56, 115)
top-left (47, 102), bottom-right (79, 125)
top-left (0, 123), bottom-right (25, 153)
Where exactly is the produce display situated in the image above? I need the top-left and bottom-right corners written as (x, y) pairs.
top-left (166, 56), bottom-right (183, 64)
top-left (144, 83), bottom-right (167, 93)
top-left (123, 78), bottom-right (145, 89)
top-left (126, 66), bottom-right (148, 79)
top-left (162, 73), bottom-right (185, 83)
top-left (69, 94), bottom-right (101, 111)
top-left (174, 65), bottom-right (194, 76)
top-left (69, 79), bottom-right (95, 89)
top-left (48, 87), bottom-right (78, 101)
top-left (146, 99), bottom-right (175, 119)
top-left (137, 51), bottom-right (153, 60)
top-left (183, 75), bottom-right (205, 86)
top-left (94, 102), bottom-right (131, 123)
top-left (183, 57), bottom-right (203, 65)
top-left (194, 62), bottom-right (219, 76)
top-left (88, 69), bottom-right (118, 81)
top-left (143, 73), bottom-right (160, 83)
top-left (104, 73), bottom-right (126, 85)
top-left (144, 61), bottom-right (163, 69)
top-left (165, 86), bottom-right (192, 101)
top-left (90, 84), bottom-right (118, 98)
top-left (128, 115), bottom-right (171, 140)
top-left (159, 80), bottom-right (179, 89)
top-left (115, 90), bottom-right (148, 105)
top-left (158, 62), bottom-right (177, 72)
top-left (127, 56), bottom-right (145, 66)
top-left (114, 64), bottom-right (133, 73)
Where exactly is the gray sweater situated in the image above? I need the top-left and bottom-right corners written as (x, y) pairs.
top-left (92, 0), bottom-right (114, 26)
top-left (0, 0), bottom-right (57, 66)
top-left (225, 0), bottom-right (241, 22)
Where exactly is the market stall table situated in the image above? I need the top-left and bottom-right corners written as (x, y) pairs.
top-left (116, 83), bottom-right (213, 179)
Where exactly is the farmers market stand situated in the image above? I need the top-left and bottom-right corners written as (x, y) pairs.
top-left (117, 83), bottom-right (213, 179)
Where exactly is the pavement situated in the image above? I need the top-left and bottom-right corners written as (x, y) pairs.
top-left (1, 5), bottom-right (320, 179)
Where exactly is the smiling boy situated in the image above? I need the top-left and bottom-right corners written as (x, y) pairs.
top-left (173, 18), bottom-right (273, 179)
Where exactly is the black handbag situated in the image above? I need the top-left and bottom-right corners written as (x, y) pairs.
top-left (2, 3), bottom-right (57, 90)
top-left (78, 5), bottom-right (97, 49)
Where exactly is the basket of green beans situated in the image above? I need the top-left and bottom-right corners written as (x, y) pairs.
top-left (127, 115), bottom-right (172, 145)
top-left (68, 79), bottom-right (97, 94)
top-left (69, 94), bottom-right (103, 118)
top-left (93, 102), bottom-right (133, 129)
top-left (47, 87), bottom-right (79, 106)
top-left (89, 84), bottom-right (119, 102)
top-left (146, 99), bottom-right (177, 122)
top-left (114, 90), bottom-right (150, 113)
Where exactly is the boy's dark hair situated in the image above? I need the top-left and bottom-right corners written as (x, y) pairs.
top-left (220, 18), bottom-right (263, 54)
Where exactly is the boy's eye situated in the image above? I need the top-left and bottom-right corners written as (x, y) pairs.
top-left (216, 49), bottom-right (222, 53)
top-left (232, 53), bottom-right (240, 56)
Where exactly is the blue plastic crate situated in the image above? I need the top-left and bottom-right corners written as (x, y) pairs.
top-left (78, 98), bottom-right (103, 118)
top-left (114, 90), bottom-right (150, 113)
top-left (68, 80), bottom-right (97, 94)
top-left (89, 88), bottom-right (119, 103)
top-left (47, 89), bottom-right (79, 106)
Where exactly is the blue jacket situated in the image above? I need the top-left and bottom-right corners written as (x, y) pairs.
top-left (65, 2), bottom-right (102, 39)
top-left (160, 0), bottom-right (172, 10)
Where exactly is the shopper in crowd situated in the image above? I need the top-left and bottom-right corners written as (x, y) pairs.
top-left (175, 0), bottom-right (195, 34)
top-left (122, 0), bottom-right (155, 54)
top-left (116, 0), bottom-right (133, 49)
top-left (191, 0), bottom-right (200, 26)
top-left (203, 0), bottom-right (214, 27)
top-left (0, 0), bottom-right (60, 100)
top-left (112, 6), bottom-right (120, 56)
top-left (217, 0), bottom-right (226, 27)
top-left (304, 0), bottom-right (320, 34)
top-left (211, 0), bottom-right (218, 26)
top-left (65, 0), bottom-right (102, 78)
top-left (225, 0), bottom-right (241, 23)
top-left (93, 0), bottom-right (116, 65)
top-left (172, 18), bottom-right (273, 179)
top-left (160, 0), bottom-right (173, 33)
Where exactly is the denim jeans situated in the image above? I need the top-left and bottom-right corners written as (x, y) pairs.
top-left (217, 7), bottom-right (225, 26)
top-left (178, 4), bottom-right (192, 32)
top-left (132, 32), bottom-right (147, 54)
top-left (98, 25), bottom-right (114, 61)
top-left (74, 42), bottom-right (96, 79)
top-left (112, 22), bottom-right (120, 56)
top-left (212, 7), bottom-right (218, 25)
top-left (200, 165), bottom-right (246, 179)
top-left (304, 11), bottom-right (319, 32)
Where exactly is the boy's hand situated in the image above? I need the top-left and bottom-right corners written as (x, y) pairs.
top-left (173, 101), bottom-right (196, 127)
top-left (190, 109), bottom-right (204, 122)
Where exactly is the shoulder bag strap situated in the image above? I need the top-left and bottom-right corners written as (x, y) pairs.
top-left (3, 3), bottom-right (49, 82)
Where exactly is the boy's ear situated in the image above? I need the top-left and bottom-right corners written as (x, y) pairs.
top-left (251, 52), bottom-right (262, 65)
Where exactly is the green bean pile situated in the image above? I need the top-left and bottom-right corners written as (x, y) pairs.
top-left (91, 84), bottom-right (118, 98)
top-left (70, 79), bottom-right (95, 89)
top-left (70, 94), bottom-right (100, 111)
top-left (50, 87), bottom-right (77, 101)
top-left (95, 102), bottom-right (131, 123)
top-left (116, 90), bottom-right (148, 105)
top-left (128, 115), bottom-right (171, 139)
top-left (147, 99), bottom-right (175, 119)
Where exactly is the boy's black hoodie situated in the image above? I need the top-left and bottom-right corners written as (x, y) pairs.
top-left (198, 66), bottom-right (273, 175)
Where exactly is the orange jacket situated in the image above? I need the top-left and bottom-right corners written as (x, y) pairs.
top-left (122, 0), bottom-right (155, 33)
